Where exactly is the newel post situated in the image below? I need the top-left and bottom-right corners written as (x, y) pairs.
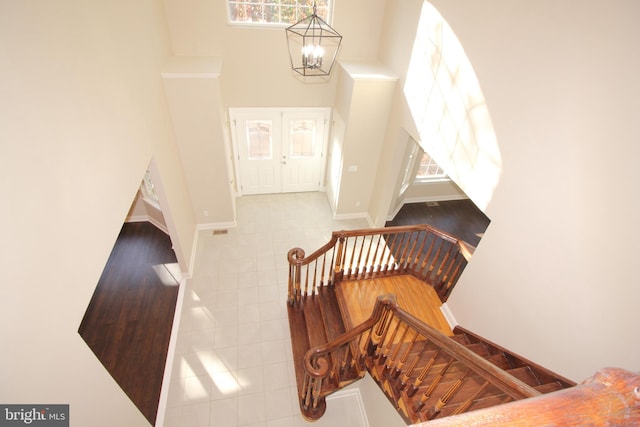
top-left (288, 248), bottom-right (305, 305)
top-left (365, 295), bottom-right (397, 357)
top-left (333, 234), bottom-right (346, 283)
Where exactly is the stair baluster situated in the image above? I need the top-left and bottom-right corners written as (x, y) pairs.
top-left (452, 380), bottom-right (490, 416)
top-left (426, 368), bottom-right (471, 420)
top-left (407, 349), bottom-right (441, 398)
top-left (383, 324), bottom-right (411, 377)
top-left (391, 329), bottom-right (419, 380)
top-left (415, 358), bottom-right (455, 411)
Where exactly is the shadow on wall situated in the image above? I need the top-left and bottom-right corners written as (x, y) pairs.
top-left (404, 1), bottom-right (502, 212)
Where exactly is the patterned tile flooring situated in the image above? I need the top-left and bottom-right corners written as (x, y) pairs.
top-left (162, 192), bottom-right (369, 427)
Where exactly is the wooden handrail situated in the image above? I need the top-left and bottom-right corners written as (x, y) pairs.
top-left (287, 224), bottom-right (471, 304)
top-left (304, 294), bottom-right (396, 378)
top-left (419, 367), bottom-right (640, 426)
top-left (394, 305), bottom-right (540, 401)
top-left (299, 295), bottom-right (397, 419)
top-left (299, 294), bottom-right (542, 421)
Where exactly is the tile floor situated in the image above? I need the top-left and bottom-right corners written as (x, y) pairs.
top-left (163, 192), bottom-right (370, 427)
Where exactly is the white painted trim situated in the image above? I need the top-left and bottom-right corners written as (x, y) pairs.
top-left (386, 195), bottom-right (469, 221)
top-left (333, 212), bottom-right (368, 221)
top-left (324, 185), bottom-right (338, 216)
top-left (327, 387), bottom-right (370, 427)
top-left (403, 194), bottom-right (468, 204)
top-left (365, 213), bottom-right (375, 228)
top-left (187, 225), bottom-right (200, 280)
top-left (125, 215), bottom-right (169, 235)
top-left (160, 56), bottom-right (223, 79)
top-left (154, 276), bottom-right (188, 427)
top-left (440, 302), bottom-right (459, 330)
top-left (196, 221), bottom-right (237, 231)
top-left (386, 204), bottom-right (403, 222)
top-left (229, 107), bottom-right (331, 196)
top-left (160, 72), bottom-right (221, 79)
top-left (126, 215), bottom-right (148, 223)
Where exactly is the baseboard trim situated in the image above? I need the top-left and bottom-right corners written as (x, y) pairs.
top-left (125, 215), bottom-right (169, 235)
top-left (186, 221), bottom-right (237, 277)
top-left (196, 221), bottom-right (237, 231)
top-left (333, 212), bottom-right (368, 221)
top-left (440, 302), bottom-right (459, 330)
top-left (155, 276), bottom-right (188, 427)
top-left (387, 195), bottom-right (469, 221)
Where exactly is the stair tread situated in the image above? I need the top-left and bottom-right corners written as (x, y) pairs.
top-left (535, 381), bottom-right (565, 394)
top-left (507, 366), bottom-right (541, 387)
top-left (482, 353), bottom-right (511, 370)
top-left (453, 326), bottom-right (576, 389)
top-left (317, 286), bottom-right (347, 341)
top-left (302, 296), bottom-right (328, 349)
top-left (450, 334), bottom-right (470, 345)
top-left (463, 342), bottom-right (490, 357)
top-left (287, 304), bottom-right (311, 394)
top-left (435, 394), bottom-right (512, 419)
top-left (407, 376), bottom-right (504, 415)
top-left (288, 291), bottom-right (577, 425)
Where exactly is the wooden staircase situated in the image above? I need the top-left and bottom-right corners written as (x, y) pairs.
top-left (364, 320), bottom-right (575, 423)
top-left (288, 287), bottom-right (574, 423)
top-left (288, 286), bottom-right (362, 410)
top-left (450, 327), bottom-right (575, 395)
top-left (285, 225), bottom-right (640, 425)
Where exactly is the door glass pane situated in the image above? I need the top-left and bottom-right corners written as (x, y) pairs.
top-left (246, 120), bottom-right (272, 160)
top-left (290, 119), bottom-right (315, 158)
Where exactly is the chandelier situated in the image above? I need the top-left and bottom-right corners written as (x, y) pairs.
top-left (285, 2), bottom-right (342, 77)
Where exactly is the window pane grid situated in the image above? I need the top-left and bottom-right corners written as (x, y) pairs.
top-left (417, 152), bottom-right (446, 179)
top-left (227, 1), bottom-right (330, 25)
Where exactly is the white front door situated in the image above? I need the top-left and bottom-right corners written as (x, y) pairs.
top-left (281, 111), bottom-right (327, 193)
top-left (232, 110), bottom-right (282, 195)
top-left (231, 108), bottom-right (328, 195)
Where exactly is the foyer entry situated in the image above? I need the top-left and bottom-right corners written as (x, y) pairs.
top-left (230, 108), bottom-right (329, 195)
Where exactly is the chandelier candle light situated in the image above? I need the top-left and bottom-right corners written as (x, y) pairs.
top-left (286, 2), bottom-right (342, 77)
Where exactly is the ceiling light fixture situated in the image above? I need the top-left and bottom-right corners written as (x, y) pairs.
top-left (285, 2), bottom-right (342, 77)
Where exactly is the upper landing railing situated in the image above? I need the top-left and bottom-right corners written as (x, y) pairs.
top-left (287, 224), bottom-right (472, 304)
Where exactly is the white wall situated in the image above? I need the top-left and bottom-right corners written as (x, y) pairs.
top-left (162, 59), bottom-right (235, 227)
top-left (426, 0), bottom-right (640, 381)
top-left (401, 181), bottom-right (466, 204)
top-left (0, 1), bottom-right (195, 425)
top-left (127, 191), bottom-right (169, 234)
top-left (162, 0), bottom-right (385, 109)
top-left (331, 62), bottom-right (398, 219)
top-left (357, 375), bottom-right (406, 427)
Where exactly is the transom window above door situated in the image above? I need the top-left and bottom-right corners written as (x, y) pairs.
top-left (226, 0), bottom-right (332, 27)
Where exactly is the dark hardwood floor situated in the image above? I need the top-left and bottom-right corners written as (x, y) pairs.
top-left (78, 222), bottom-right (179, 425)
top-left (386, 199), bottom-right (490, 248)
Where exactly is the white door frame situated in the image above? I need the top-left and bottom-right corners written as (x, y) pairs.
top-left (229, 107), bottom-right (330, 196)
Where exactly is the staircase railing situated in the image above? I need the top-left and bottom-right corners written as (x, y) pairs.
top-left (421, 367), bottom-right (640, 427)
top-left (299, 294), bottom-right (542, 422)
top-left (288, 225), bottom-right (472, 305)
